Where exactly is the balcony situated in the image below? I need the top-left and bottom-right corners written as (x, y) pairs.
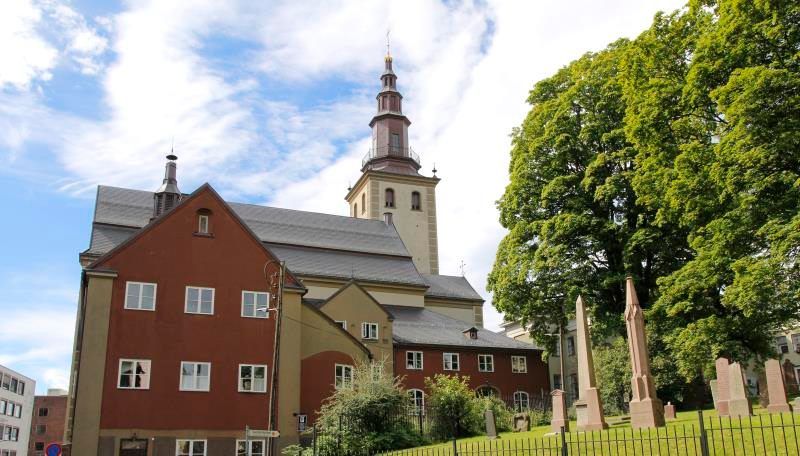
top-left (362, 145), bottom-right (421, 168)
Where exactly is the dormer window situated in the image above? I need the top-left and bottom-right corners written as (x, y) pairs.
top-left (463, 327), bottom-right (479, 340)
top-left (385, 188), bottom-right (395, 208)
top-left (196, 209), bottom-right (211, 235)
top-left (411, 191), bottom-right (421, 211)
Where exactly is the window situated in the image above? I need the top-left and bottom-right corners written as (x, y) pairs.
top-left (2, 425), bottom-right (10, 441)
top-left (411, 191), bottom-right (421, 210)
top-left (117, 359), bottom-right (150, 389)
top-left (38, 407), bottom-right (48, 417)
top-left (553, 374), bottom-right (562, 390)
top-left (334, 320), bottom-right (347, 331)
top-left (16, 381), bottom-right (23, 396)
top-left (185, 287), bottom-right (214, 315)
top-left (35, 424), bottom-right (46, 435)
top-left (4, 402), bottom-right (11, 416)
top-left (238, 364), bottom-right (267, 393)
top-left (10, 427), bottom-right (18, 441)
top-left (361, 193), bottom-right (366, 213)
top-left (406, 351), bottom-right (423, 370)
top-left (553, 338), bottom-right (561, 357)
top-left (335, 364), bottom-right (353, 390)
top-left (512, 356), bottom-right (527, 373)
top-left (513, 391), bottom-right (530, 411)
top-left (1, 374), bottom-right (8, 390)
top-left (237, 440), bottom-right (265, 456)
top-left (777, 336), bottom-right (789, 354)
top-left (443, 353), bottom-right (460, 371)
top-left (14, 404), bottom-right (21, 418)
top-left (478, 354), bottom-right (494, 372)
top-left (476, 386), bottom-right (497, 397)
top-left (241, 291), bottom-right (269, 318)
top-left (180, 362), bottom-right (211, 391)
top-left (124, 282), bottom-right (157, 311)
top-left (568, 374), bottom-right (579, 398)
top-left (408, 389), bottom-right (424, 412)
top-left (353, 203), bottom-right (358, 217)
top-left (35, 442), bottom-right (45, 451)
top-left (385, 188), bottom-right (395, 208)
top-left (361, 322), bottom-right (379, 340)
top-left (390, 133), bottom-right (401, 151)
top-left (566, 336), bottom-right (576, 356)
top-left (198, 214), bottom-right (209, 234)
top-left (9, 378), bottom-right (17, 393)
top-left (176, 439), bottom-right (206, 456)
top-left (793, 334), bottom-right (800, 352)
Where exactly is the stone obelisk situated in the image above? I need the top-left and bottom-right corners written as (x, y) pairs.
top-left (765, 359), bottom-right (792, 413)
top-left (624, 277), bottom-right (665, 428)
top-left (574, 295), bottom-right (608, 431)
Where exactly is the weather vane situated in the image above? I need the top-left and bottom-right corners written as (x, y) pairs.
top-left (459, 260), bottom-right (466, 276)
top-left (386, 28), bottom-right (391, 55)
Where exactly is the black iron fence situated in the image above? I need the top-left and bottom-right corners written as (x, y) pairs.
top-left (296, 410), bottom-right (800, 456)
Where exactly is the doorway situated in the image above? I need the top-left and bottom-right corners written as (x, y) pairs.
top-left (120, 438), bottom-right (148, 456)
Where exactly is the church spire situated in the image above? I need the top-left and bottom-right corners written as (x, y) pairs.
top-left (363, 51), bottom-right (420, 175)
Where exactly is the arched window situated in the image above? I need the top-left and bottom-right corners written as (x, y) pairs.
top-left (475, 386), bottom-right (498, 398)
top-left (361, 193), bottom-right (366, 213)
top-left (513, 391), bottom-right (530, 411)
top-left (408, 389), bottom-right (424, 414)
top-left (354, 203), bottom-right (358, 217)
top-left (385, 188), bottom-right (395, 208)
top-left (196, 209), bottom-right (212, 234)
top-left (411, 191), bottom-right (421, 211)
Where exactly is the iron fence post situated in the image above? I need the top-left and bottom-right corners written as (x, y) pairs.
top-left (312, 424), bottom-right (317, 456)
top-left (698, 409), bottom-right (710, 456)
top-left (561, 426), bottom-right (568, 456)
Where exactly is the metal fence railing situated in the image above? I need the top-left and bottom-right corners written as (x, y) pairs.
top-left (296, 410), bottom-right (800, 456)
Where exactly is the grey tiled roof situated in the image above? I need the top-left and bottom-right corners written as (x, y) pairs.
top-left (422, 274), bottom-right (483, 301)
top-left (87, 224), bottom-right (138, 255)
top-left (267, 244), bottom-right (425, 287)
top-left (92, 186), bottom-right (410, 256)
top-left (387, 305), bottom-right (537, 350)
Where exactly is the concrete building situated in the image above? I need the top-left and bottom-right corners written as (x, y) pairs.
top-left (28, 389), bottom-right (67, 456)
top-left (0, 365), bottom-right (35, 456)
top-left (64, 52), bottom-right (549, 455)
top-left (502, 320), bottom-right (580, 401)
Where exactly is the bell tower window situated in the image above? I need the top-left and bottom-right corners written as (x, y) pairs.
top-left (385, 188), bottom-right (395, 208)
top-left (411, 191), bottom-right (421, 211)
top-left (390, 134), bottom-right (401, 153)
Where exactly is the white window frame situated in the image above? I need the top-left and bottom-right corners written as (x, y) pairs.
top-left (238, 364), bottom-right (267, 393)
top-left (361, 322), bottom-right (379, 340)
top-left (511, 355), bottom-right (528, 373)
top-left (334, 320), bottom-right (347, 331)
top-left (443, 353), bottom-right (460, 371)
top-left (408, 388), bottom-right (425, 410)
top-left (236, 439), bottom-right (266, 456)
top-left (478, 354), bottom-right (494, 372)
top-left (241, 291), bottom-right (270, 319)
top-left (334, 364), bottom-right (353, 390)
top-left (513, 391), bottom-right (530, 410)
top-left (198, 214), bottom-right (209, 234)
top-left (185, 286), bottom-right (215, 315)
top-left (176, 439), bottom-right (207, 456)
top-left (124, 282), bottom-right (157, 311)
top-left (406, 351), bottom-right (423, 370)
top-left (179, 361), bottom-right (211, 392)
top-left (117, 359), bottom-right (151, 390)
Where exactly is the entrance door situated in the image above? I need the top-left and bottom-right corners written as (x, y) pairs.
top-left (120, 439), bottom-right (148, 456)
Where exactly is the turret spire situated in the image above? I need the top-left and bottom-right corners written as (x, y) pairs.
top-left (152, 154), bottom-right (182, 219)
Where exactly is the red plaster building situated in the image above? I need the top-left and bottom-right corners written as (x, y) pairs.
top-left (65, 53), bottom-right (549, 455)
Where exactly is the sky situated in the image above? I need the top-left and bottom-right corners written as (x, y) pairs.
top-left (0, 0), bottom-right (686, 393)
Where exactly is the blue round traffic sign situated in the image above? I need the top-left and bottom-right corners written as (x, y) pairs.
top-left (45, 443), bottom-right (62, 456)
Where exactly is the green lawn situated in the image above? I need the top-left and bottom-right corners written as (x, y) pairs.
top-left (383, 406), bottom-right (800, 455)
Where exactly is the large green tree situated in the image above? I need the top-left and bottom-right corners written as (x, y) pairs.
top-left (490, 0), bottom-right (800, 385)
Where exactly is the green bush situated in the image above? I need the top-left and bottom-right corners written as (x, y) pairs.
top-left (528, 408), bottom-right (552, 426)
top-left (475, 395), bottom-right (513, 432)
top-left (314, 359), bottom-right (427, 453)
top-left (425, 374), bottom-right (483, 439)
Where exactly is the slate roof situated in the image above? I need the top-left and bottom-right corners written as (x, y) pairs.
top-left (421, 274), bottom-right (483, 302)
top-left (387, 305), bottom-right (537, 350)
top-left (266, 244), bottom-right (426, 287)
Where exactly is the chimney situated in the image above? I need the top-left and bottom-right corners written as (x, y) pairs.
top-left (152, 154), bottom-right (182, 219)
top-left (383, 212), bottom-right (393, 225)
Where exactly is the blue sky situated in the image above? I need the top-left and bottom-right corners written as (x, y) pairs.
top-left (0, 0), bottom-right (685, 393)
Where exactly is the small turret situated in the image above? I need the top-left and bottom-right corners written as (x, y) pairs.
top-left (152, 154), bottom-right (182, 219)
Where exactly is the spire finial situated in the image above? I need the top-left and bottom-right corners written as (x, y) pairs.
top-left (386, 28), bottom-right (391, 56)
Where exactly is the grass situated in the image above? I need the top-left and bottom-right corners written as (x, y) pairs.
top-left (382, 406), bottom-right (800, 455)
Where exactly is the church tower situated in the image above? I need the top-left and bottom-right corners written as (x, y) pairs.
top-left (345, 52), bottom-right (440, 274)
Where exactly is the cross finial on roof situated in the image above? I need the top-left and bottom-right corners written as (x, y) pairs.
top-left (458, 260), bottom-right (466, 276)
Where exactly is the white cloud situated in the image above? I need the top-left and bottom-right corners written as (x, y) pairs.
top-left (42, 0), bottom-right (109, 75)
top-left (0, 0), bottom-right (58, 89)
top-left (1, 0), bottom-right (687, 336)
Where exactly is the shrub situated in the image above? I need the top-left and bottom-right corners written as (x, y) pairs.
top-left (528, 408), bottom-right (552, 426)
top-left (314, 359), bottom-right (426, 453)
top-left (474, 395), bottom-right (513, 432)
top-left (425, 374), bottom-right (482, 439)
